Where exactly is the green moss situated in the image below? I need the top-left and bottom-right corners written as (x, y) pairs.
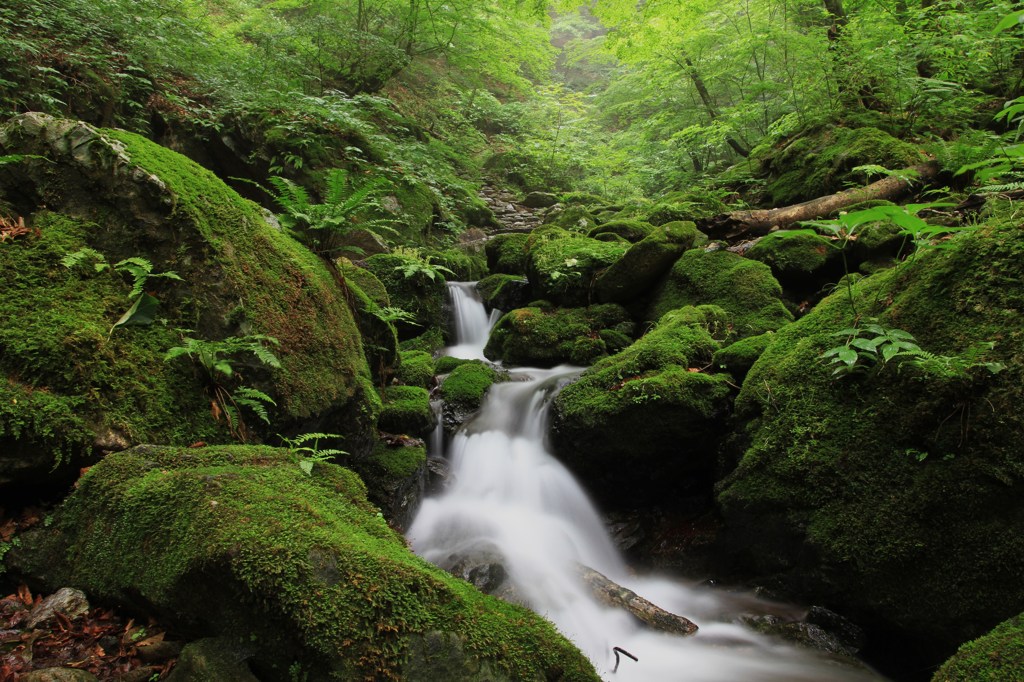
top-left (0, 212), bottom-right (223, 477)
top-left (399, 326), bottom-right (447, 355)
top-left (484, 233), bottom-right (530, 276)
top-left (484, 304), bottom-right (634, 367)
top-left (378, 386), bottom-right (435, 438)
top-left (755, 126), bottom-right (925, 205)
top-left (434, 356), bottom-right (478, 375)
top-left (584, 220), bottom-right (654, 243)
top-left (338, 258), bottom-right (391, 307)
top-left (932, 613), bottom-right (1024, 682)
top-left (712, 332), bottom-right (774, 378)
top-left (594, 222), bottom-right (702, 304)
top-left (397, 351), bottom-right (436, 389)
top-left (98, 127), bottom-right (371, 425)
top-left (440, 362), bottom-right (503, 411)
top-left (543, 205), bottom-right (600, 232)
top-left (645, 249), bottom-right (793, 337)
top-left (550, 306), bottom-right (733, 508)
top-left (476, 274), bottom-right (530, 312)
top-left (13, 445), bottom-right (598, 681)
top-left (363, 253), bottom-right (447, 341)
top-left (745, 231), bottom-right (836, 278)
top-left (527, 235), bottom-right (629, 306)
top-left (426, 248), bottom-right (488, 281)
top-left (716, 220), bottom-right (1024, 660)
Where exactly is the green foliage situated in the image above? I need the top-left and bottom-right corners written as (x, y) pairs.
top-left (279, 432), bottom-right (347, 476)
top-left (164, 333), bottom-right (281, 440)
top-left (390, 247), bottom-right (456, 283)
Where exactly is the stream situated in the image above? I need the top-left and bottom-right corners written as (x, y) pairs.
top-left (407, 282), bottom-right (884, 682)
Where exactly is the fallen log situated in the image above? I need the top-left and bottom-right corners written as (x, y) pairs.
top-left (698, 161), bottom-right (940, 240)
top-left (577, 564), bottom-right (699, 636)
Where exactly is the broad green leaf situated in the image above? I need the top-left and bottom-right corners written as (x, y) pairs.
top-left (111, 293), bottom-right (159, 331)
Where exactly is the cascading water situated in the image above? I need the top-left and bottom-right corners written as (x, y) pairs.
top-left (409, 283), bottom-right (883, 681)
top-left (443, 281), bottom-right (502, 361)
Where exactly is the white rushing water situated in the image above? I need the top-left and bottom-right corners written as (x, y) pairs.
top-left (408, 282), bottom-right (883, 681)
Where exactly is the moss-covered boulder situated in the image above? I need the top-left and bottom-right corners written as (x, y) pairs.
top-left (0, 114), bottom-right (376, 484)
top-left (542, 205), bottom-right (599, 232)
top-left (363, 253), bottom-right (447, 342)
top-left (715, 219), bottom-right (1024, 667)
top-left (594, 222), bottom-right (703, 303)
top-left (378, 386), bottom-right (436, 438)
top-left (585, 219), bottom-right (655, 243)
top-left (484, 304), bottom-right (635, 367)
top-left (439, 361), bottom-right (507, 434)
top-left (476, 274), bottom-right (531, 313)
top-left (526, 235), bottom-right (628, 306)
top-left (349, 440), bottom-right (428, 531)
top-left (712, 332), bottom-right (775, 379)
top-left (10, 445), bottom-right (598, 681)
top-left (645, 249), bottom-right (793, 337)
top-left (753, 125), bottom-right (925, 206)
top-left (484, 233), bottom-right (530, 276)
top-left (550, 306), bottom-right (734, 509)
top-left (932, 613), bottom-right (1024, 682)
top-left (426, 248), bottom-right (488, 281)
top-left (745, 231), bottom-right (840, 288)
top-left (396, 350), bottom-right (436, 389)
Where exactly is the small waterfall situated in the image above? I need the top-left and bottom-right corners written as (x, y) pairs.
top-left (410, 284), bottom-right (883, 681)
top-left (443, 281), bottom-right (500, 360)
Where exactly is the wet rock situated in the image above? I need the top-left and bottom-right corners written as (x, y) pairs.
top-left (806, 605), bottom-right (866, 654)
top-left (165, 638), bottom-right (259, 682)
top-left (26, 588), bottom-right (89, 628)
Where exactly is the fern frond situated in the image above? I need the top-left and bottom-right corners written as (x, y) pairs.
top-left (267, 176), bottom-right (311, 213)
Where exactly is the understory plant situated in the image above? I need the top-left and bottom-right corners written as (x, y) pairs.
top-left (390, 246), bottom-right (456, 282)
top-left (279, 432), bottom-right (346, 475)
top-left (164, 333), bottom-right (281, 442)
top-left (61, 250), bottom-right (182, 334)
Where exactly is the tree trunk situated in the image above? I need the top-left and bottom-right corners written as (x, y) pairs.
top-left (683, 55), bottom-right (750, 157)
top-left (697, 161), bottom-right (940, 240)
top-left (576, 564), bottom-right (699, 636)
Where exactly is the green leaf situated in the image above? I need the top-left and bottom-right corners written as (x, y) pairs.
top-left (881, 344), bottom-right (901, 363)
top-left (994, 11), bottom-right (1024, 34)
top-left (299, 460), bottom-right (314, 476)
top-left (837, 348), bottom-right (858, 365)
top-left (111, 293), bottom-right (159, 332)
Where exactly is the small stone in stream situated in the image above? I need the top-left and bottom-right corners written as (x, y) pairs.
top-left (26, 588), bottom-right (89, 628)
top-left (20, 669), bottom-right (99, 682)
top-left (113, 667), bottom-right (161, 682)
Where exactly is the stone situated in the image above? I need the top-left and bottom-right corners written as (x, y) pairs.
top-left (523, 191), bottom-right (559, 209)
top-left (21, 670), bottom-right (98, 682)
top-left (26, 588), bottom-right (89, 628)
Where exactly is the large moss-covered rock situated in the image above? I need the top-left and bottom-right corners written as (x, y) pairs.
top-left (715, 220), bottom-right (1024, 668)
top-left (585, 219), bottom-right (655, 243)
top-left (349, 441), bottom-right (428, 532)
top-left (484, 304), bottom-right (634, 367)
top-left (594, 222), bottom-right (703, 303)
top-left (363, 253), bottom-right (447, 342)
top-left (527, 235), bottom-right (628, 306)
top-left (396, 350), bottom-right (436, 389)
top-left (645, 249), bottom-right (793, 336)
top-left (753, 126), bottom-right (925, 206)
top-left (550, 306), bottom-right (734, 509)
top-left (439, 361), bottom-right (507, 434)
top-left (10, 445), bottom-right (598, 681)
top-left (932, 613), bottom-right (1024, 682)
top-left (378, 386), bottom-right (435, 438)
top-left (484, 233), bottom-right (530, 276)
top-left (0, 114), bottom-right (375, 483)
top-left (745, 231), bottom-right (840, 287)
top-left (476, 274), bottom-right (531, 312)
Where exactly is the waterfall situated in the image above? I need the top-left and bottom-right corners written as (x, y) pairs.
top-left (443, 281), bottom-right (501, 360)
top-left (408, 283), bottom-right (883, 681)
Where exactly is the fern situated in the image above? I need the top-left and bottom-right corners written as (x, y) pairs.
top-left (279, 432), bottom-right (347, 476)
top-left (232, 387), bottom-right (277, 425)
top-left (61, 247), bottom-right (109, 272)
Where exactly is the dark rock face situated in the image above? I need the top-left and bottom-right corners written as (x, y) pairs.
top-left (523, 191), bottom-right (560, 209)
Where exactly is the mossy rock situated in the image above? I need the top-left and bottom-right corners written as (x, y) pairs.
top-left (378, 386), bottom-right (436, 438)
top-left (527, 235), bottom-right (629, 306)
top-left (584, 220), bottom-right (654, 243)
top-left (380, 177), bottom-right (440, 244)
top-left (400, 326), bottom-right (447, 355)
top-left (348, 440), bottom-right (428, 531)
top-left (426, 248), bottom-right (488, 281)
top-left (484, 233), bottom-right (530, 276)
top-left (932, 613), bottom-right (1024, 682)
top-left (484, 305), bottom-right (635, 368)
top-left (542, 205), bottom-right (599, 232)
top-left (10, 445), bottom-right (598, 681)
top-left (756, 126), bottom-right (925, 205)
top-left (165, 638), bottom-right (259, 682)
top-left (645, 249), bottom-right (793, 337)
top-left (363, 253), bottom-right (447, 341)
top-left (434, 356), bottom-right (479, 375)
top-left (550, 306), bottom-right (734, 509)
top-left (340, 276), bottom-right (400, 383)
top-left (476, 274), bottom-right (531, 313)
top-left (439, 361), bottom-right (508, 434)
top-left (594, 222), bottom-right (703, 304)
top-left (338, 258), bottom-right (390, 307)
top-left (397, 350), bottom-right (436, 389)
top-left (0, 114), bottom-right (375, 482)
top-left (712, 332), bottom-right (774, 379)
top-left (745, 231), bottom-right (839, 286)
top-left (715, 219), bottom-right (1024, 667)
